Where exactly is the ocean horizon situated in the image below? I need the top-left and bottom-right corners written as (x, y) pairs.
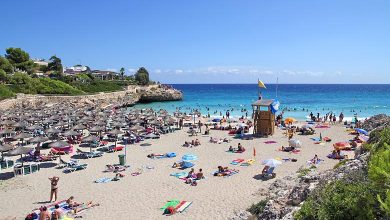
top-left (130, 84), bottom-right (390, 120)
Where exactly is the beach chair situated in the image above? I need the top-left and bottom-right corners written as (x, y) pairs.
top-left (58, 158), bottom-right (79, 168)
top-left (107, 145), bottom-right (124, 153)
top-left (261, 167), bottom-right (276, 179)
top-left (77, 149), bottom-right (103, 159)
top-left (64, 164), bottom-right (88, 173)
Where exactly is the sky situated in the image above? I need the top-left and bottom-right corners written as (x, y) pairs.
top-left (1, 0), bottom-right (389, 84)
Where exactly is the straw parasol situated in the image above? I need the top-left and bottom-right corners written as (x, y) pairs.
top-left (73, 124), bottom-right (86, 130)
top-left (5, 146), bottom-right (33, 165)
top-left (29, 136), bottom-right (49, 143)
top-left (26, 125), bottom-right (44, 131)
top-left (63, 130), bottom-right (80, 137)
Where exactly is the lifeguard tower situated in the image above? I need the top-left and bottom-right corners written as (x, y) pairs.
top-left (252, 99), bottom-right (275, 136)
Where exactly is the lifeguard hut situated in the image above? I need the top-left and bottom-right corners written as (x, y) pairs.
top-left (252, 99), bottom-right (276, 136)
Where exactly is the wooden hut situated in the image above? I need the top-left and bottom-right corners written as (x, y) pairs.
top-left (251, 99), bottom-right (275, 136)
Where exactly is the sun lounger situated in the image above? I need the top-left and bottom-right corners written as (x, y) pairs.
top-left (107, 145), bottom-right (124, 153)
top-left (77, 149), bottom-right (103, 158)
top-left (64, 164), bottom-right (87, 173)
top-left (59, 158), bottom-right (79, 168)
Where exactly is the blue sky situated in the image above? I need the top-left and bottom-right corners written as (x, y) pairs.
top-left (1, 0), bottom-right (389, 84)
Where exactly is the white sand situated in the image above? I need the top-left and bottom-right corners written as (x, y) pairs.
top-left (0, 123), bottom-right (353, 220)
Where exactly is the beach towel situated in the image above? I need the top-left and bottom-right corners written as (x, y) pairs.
top-left (241, 159), bottom-right (255, 166)
top-left (230, 159), bottom-right (244, 165)
top-left (311, 137), bottom-right (321, 142)
top-left (213, 170), bottom-right (239, 177)
top-left (160, 200), bottom-right (193, 214)
top-left (170, 172), bottom-right (188, 178)
top-left (32, 200), bottom-right (74, 220)
top-left (264, 141), bottom-right (277, 144)
top-left (95, 177), bottom-right (112, 183)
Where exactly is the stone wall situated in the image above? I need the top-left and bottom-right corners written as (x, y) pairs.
top-left (0, 85), bottom-right (183, 110)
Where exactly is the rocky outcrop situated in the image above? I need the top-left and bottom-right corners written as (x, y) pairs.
top-left (0, 85), bottom-right (182, 110)
top-left (361, 114), bottom-right (390, 132)
top-left (137, 85), bottom-right (183, 103)
top-left (245, 154), bottom-right (369, 220)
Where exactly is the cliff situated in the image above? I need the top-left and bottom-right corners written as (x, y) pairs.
top-left (0, 85), bottom-right (183, 110)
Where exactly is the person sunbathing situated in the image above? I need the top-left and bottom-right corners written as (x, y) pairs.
top-left (310, 154), bottom-right (319, 164)
top-left (281, 146), bottom-right (295, 152)
top-left (172, 161), bottom-right (184, 168)
top-left (194, 139), bottom-right (201, 146)
top-left (196, 168), bottom-right (204, 179)
top-left (67, 196), bottom-right (81, 208)
top-left (69, 200), bottom-right (99, 214)
top-left (237, 144), bottom-right (245, 152)
top-left (38, 206), bottom-right (50, 220)
top-left (52, 204), bottom-right (64, 220)
top-left (228, 146), bottom-right (234, 152)
top-left (187, 168), bottom-right (195, 178)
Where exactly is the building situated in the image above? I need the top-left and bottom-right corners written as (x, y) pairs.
top-left (63, 64), bottom-right (91, 76)
top-left (91, 70), bottom-right (118, 80)
top-left (33, 59), bottom-right (49, 66)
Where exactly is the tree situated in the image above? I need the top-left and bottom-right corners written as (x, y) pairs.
top-left (48, 55), bottom-right (63, 74)
top-left (5, 47), bottom-right (35, 74)
top-left (0, 69), bottom-right (8, 83)
top-left (0, 56), bottom-right (13, 74)
top-left (134, 67), bottom-right (150, 85)
top-left (120, 67), bottom-right (125, 80)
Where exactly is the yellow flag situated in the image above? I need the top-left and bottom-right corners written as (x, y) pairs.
top-left (258, 80), bottom-right (266, 89)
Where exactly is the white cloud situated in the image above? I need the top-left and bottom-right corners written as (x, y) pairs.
top-left (127, 68), bottom-right (136, 73)
top-left (175, 69), bottom-right (184, 74)
top-left (106, 68), bottom-right (117, 72)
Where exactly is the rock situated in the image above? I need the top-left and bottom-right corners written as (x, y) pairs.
top-left (286, 184), bottom-right (310, 206)
top-left (361, 114), bottom-right (390, 132)
top-left (228, 210), bottom-right (253, 220)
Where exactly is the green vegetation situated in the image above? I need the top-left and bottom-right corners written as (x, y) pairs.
top-left (0, 85), bottom-right (15, 99)
top-left (247, 200), bottom-right (268, 216)
top-left (295, 128), bottom-right (390, 219)
top-left (333, 160), bottom-right (347, 169)
top-left (0, 47), bottom-right (156, 100)
top-left (135, 67), bottom-right (150, 85)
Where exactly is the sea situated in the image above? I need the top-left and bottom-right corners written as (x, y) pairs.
top-left (129, 84), bottom-right (390, 121)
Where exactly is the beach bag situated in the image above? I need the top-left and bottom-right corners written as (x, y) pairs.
top-left (164, 206), bottom-right (175, 215)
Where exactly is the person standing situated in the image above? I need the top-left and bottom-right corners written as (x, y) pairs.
top-left (198, 120), bottom-right (202, 133)
top-left (49, 176), bottom-right (59, 202)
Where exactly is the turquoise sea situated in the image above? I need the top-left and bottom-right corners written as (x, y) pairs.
top-left (130, 84), bottom-right (390, 121)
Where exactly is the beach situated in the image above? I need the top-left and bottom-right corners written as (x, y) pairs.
top-left (0, 121), bottom-right (353, 220)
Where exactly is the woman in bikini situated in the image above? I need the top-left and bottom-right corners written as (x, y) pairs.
top-left (49, 176), bottom-right (59, 202)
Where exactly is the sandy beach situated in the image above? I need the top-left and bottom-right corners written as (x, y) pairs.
top-left (0, 122), bottom-right (354, 220)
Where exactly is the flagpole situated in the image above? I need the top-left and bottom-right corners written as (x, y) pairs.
top-left (257, 78), bottom-right (260, 100)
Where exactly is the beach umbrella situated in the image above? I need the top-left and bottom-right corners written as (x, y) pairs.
top-left (288, 139), bottom-right (302, 148)
top-left (73, 124), bottom-right (86, 130)
top-left (42, 119), bottom-right (56, 124)
top-left (355, 128), bottom-right (368, 135)
top-left (0, 120), bottom-right (15, 126)
top-left (12, 121), bottom-right (28, 128)
top-left (13, 132), bottom-right (32, 140)
top-left (0, 129), bottom-right (15, 135)
top-left (89, 126), bottom-right (105, 132)
top-left (262, 159), bottom-right (282, 167)
top-left (182, 154), bottom-right (198, 161)
top-left (5, 146), bottom-right (33, 166)
top-left (63, 130), bottom-right (80, 137)
top-left (144, 133), bottom-right (159, 139)
top-left (107, 129), bottom-right (123, 135)
top-left (29, 136), bottom-right (49, 143)
top-left (82, 135), bottom-right (100, 152)
top-left (94, 121), bottom-right (107, 126)
top-left (26, 125), bottom-right (44, 131)
top-left (130, 125), bottom-right (145, 132)
top-left (49, 141), bottom-right (69, 149)
top-left (131, 119), bottom-right (143, 124)
top-left (0, 143), bottom-right (13, 152)
top-left (284, 118), bottom-right (296, 124)
top-left (82, 135), bottom-right (100, 142)
top-left (45, 127), bottom-right (62, 134)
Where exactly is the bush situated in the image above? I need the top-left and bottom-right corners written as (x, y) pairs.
top-left (0, 85), bottom-right (15, 100)
top-left (295, 178), bottom-right (376, 220)
top-left (333, 160), bottom-right (347, 169)
top-left (247, 200), bottom-right (268, 215)
top-left (70, 80), bottom-right (129, 93)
